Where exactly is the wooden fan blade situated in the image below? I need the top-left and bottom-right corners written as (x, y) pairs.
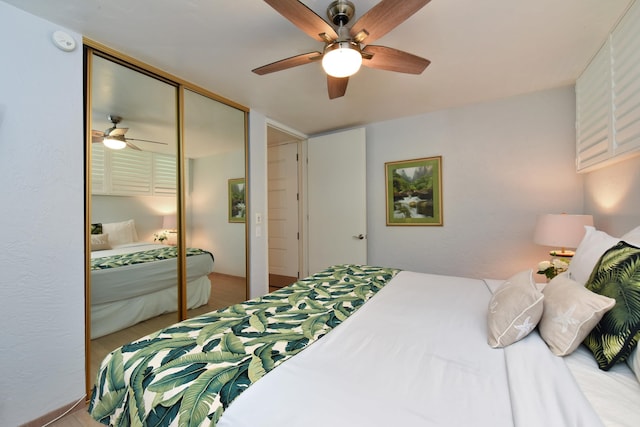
top-left (362, 45), bottom-right (430, 74)
top-left (126, 141), bottom-right (142, 151)
top-left (126, 137), bottom-right (168, 145)
top-left (350, 0), bottom-right (431, 44)
top-left (109, 127), bottom-right (128, 136)
top-left (91, 130), bottom-right (104, 142)
top-left (253, 51), bottom-right (322, 75)
top-left (327, 75), bottom-right (349, 99)
top-left (264, 0), bottom-right (338, 42)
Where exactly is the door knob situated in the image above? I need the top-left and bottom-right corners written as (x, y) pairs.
top-left (353, 234), bottom-right (365, 240)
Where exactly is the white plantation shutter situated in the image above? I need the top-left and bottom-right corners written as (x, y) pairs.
top-left (575, 1), bottom-right (640, 171)
top-left (611, 1), bottom-right (640, 156)
top-left (575, 40), bottom-right (612, 170)
top-left (91, 143), bottom-right (106, 194)
top-left (110, 149), bottom-right (152, 195)
top-left (153, 153), bottom-right (177, 195)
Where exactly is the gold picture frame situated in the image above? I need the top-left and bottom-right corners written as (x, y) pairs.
top-left (385, 156), bottom-right (443, 226)
top-left (228, 178), bottom-right (246, 223)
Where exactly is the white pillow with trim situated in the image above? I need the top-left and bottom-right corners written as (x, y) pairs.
top-left (567, 226), bottom-right (618, 285)
top-left (487, 269), bottom-right (544, 348)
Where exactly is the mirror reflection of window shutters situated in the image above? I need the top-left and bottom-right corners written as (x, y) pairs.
top-left (111, 149), bottom-right (152, 195)
top-left (91, 148), bottom-right (177, 197)
top-left (153, 153), bottom-right (177, 195)
top-left (91, 143), bottom-right (106, 194)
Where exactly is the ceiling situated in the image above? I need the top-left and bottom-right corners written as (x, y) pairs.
top-left (5, 0), bottom-right (634, 135)
top-left (90, 53), bottom-right (246, 158)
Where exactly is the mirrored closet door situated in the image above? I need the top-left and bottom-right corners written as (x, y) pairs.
top-left (85, 43), bottom-right (249, 395)
top-left (183, 89), bottom-right (247, 320)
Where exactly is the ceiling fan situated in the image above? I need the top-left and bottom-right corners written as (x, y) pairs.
top-left (252, 0), bottom-right (431, 99)
top-left (91, 115), bottom-right (168, 151)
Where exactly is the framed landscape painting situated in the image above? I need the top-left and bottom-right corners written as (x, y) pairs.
top-left (228, 178), bottom-right (246, 223)
top-left (385, 156), bottom-right (443, 226)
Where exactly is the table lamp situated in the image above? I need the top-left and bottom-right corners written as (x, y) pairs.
top-left (533, 213), bottom-right (594, 257)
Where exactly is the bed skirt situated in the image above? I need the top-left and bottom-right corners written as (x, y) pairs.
top-left (91, 275), bottom-right (211, 339)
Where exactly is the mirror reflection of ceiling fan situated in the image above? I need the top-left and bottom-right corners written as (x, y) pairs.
top-left (253, 0), bottom-right (431, 99)
top-left (91, 115), bottom-right (168, 151)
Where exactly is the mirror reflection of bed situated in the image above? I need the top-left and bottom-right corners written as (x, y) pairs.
top-left (87, 50), bottom-right (248, 387)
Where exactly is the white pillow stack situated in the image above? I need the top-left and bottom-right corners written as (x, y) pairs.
top-left (487, 225), bottom-right (640, 365)
top-left (102, 219), bottom-right (139, 247)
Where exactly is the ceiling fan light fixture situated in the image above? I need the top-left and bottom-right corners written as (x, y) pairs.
top-left (322, 41), bottom-right (362, 78)
top-left (103, 135), bottom-right (127, 150)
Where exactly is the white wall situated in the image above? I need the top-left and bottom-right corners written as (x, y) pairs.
top-left (0, 3), bottom-right (85, 426)
top-left (191, 149), bottom-right (246, 276)
top-left (92, 194), bottom-right (176, 242)
top-left (583, 155), bottom-right (640, 236)
top-left (366, 86), bottom-right (583, 279)
top-left (248, 111), bottom-right (269, 298)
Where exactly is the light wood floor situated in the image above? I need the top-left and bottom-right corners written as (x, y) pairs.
top-left (45, 274), bottom-right (281, 427)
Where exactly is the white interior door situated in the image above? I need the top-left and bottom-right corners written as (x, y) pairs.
top-left (307, 128), bottom-right (367, 275)
top-left (268, 143), bottom-right (299, 278)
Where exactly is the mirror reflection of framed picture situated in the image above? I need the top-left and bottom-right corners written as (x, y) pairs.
top-left (228, 178), bottom-right (246, 223)
top-left (385, 156), bottom-right (443, 226)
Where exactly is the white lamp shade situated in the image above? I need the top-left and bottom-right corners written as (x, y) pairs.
top-left (103, 136), bottom-right (127, 150)
top-left (534, 214), bottom-right (594, 250)
top-left (162, 214), bottom-right (177, 231)
top-left (322, 42), bottom-right (362, 78)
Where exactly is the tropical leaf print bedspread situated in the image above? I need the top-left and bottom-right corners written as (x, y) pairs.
top-left (92, 247), bottom-right (212, 271)
top-left (89, 264), bottom-right (399, 426)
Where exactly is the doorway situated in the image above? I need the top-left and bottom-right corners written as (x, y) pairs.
top-left (267, 125), bottom-right (305, 288)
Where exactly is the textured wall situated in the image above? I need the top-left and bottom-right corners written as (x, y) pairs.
top-left (366, 87), bottom-right (583, 280)
top-left (191, 149), bottom-right (246, 277)
top-left (583, 155), bottom-right (640, 236)
top-left (248, 111), bottom-right (269, 298)
top-left (0, 3), bottom-right (85, 425)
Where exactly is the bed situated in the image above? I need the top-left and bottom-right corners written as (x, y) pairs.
top-left (90, 220), bottom-right (215, 339)
top-left (89, 226), bottom-right (640, 427)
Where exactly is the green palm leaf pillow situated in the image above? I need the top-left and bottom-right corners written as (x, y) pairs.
top-left (91, 223), bottom-right (103, 234)
top-left (583, 241), bottom-right (640, 370)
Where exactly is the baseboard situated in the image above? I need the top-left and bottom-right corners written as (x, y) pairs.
top-left (20, 396), bottom-right (85, 427)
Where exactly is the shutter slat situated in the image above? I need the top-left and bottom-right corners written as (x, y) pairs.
top-left (612, 0), bottom-right (640, 155)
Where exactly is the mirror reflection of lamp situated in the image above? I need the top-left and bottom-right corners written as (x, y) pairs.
top-left (534, 213), bottom-right (594, 257)
top-left (102, 135), bottom-right (127, 150)
top-left (161, 214), bottom-right (177, 246)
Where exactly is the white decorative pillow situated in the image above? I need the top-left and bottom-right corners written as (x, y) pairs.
top-left (90, 233), bottom-right (111, 251)
top-left (622, 225), bottom-right (640, 246)
top-left (539, 275), bottom-right (615, 356)
top-left (627, 345), bottom-right (640, 383)
top-left (567, 226), bottom-right (619, 285)
top-left (102, 219), bottom-right (138, 246)
top-left (487, 269), bottom-right (544, 348)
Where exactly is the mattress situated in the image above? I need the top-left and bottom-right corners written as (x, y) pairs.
top-left (91, 275), bottom-right (212, 339)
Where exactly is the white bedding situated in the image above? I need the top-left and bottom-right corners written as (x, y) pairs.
top-left (90, 242), bottom-right (214, 338)
top-left (218, 271), bottom-right (628, 427)
top-left (565, 346), bottom-right (640, 427)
